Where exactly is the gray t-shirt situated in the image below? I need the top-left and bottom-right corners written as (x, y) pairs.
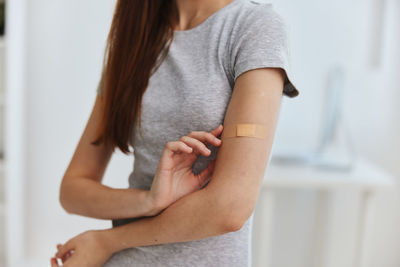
top-left (100, 0), bottom-right (298, 266)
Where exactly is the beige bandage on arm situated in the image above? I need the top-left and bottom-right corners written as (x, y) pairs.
top-left (221, 123), bottom-right (269, 139)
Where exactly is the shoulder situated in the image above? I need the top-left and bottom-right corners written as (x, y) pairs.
top-left (231, 1), bottom-right (287, 38)
top-left (227, 1), bottom-right (289, 54)
top-left (225, 1), bottom-right (299, 97)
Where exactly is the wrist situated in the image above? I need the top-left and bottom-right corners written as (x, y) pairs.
top-left (142, 190), bottom-right (161, 217)
top-left (95, 228), bottom-right (123, 255)
top-left (124, 188), bottom-right (160, 218)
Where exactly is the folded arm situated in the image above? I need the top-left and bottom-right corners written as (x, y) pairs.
top-left (97, 67), bottom-right (285, 253)
top-left (59, 95), bottom-right (157, 220)
top-left (60, 176), bottom-right (155, 220)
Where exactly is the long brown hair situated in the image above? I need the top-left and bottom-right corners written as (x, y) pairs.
top-left (91, 0), bottom-right (178, 154)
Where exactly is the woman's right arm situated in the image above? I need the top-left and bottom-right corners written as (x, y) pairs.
top-left (59, 94), bottom-right (158, 220)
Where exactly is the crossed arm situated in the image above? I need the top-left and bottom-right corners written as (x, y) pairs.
top-left (95, 67), bottom-right (285, 253)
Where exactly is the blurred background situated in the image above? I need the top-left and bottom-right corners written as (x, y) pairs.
top-left (0, 0), bottom-right (399, 266)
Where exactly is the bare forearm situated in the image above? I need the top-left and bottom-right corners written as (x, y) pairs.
top-left (59, 177), bottom-right (156, 220)
top-left (98, 187), bottom-right (238, 254)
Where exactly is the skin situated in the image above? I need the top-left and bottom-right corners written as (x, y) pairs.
top-left (58, 95), bottom-right (220, 220)
top-left (51, 0), bottom-right (285, 266)
top-left (58, 94), bottom-right (155, 220)
top-left (52, 125), bottom-right (224, 266)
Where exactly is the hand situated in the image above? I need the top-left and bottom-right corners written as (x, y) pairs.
top-left (51, 230), bottom-right (112, 267)
top-left (148, 124), bottom-right (224, 215)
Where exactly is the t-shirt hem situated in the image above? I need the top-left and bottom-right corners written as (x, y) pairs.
top-left (234, 60), bottom-right (299, 98)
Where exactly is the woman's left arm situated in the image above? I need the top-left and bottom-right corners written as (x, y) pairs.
top-left (55, 67), bottom-right (284, 260)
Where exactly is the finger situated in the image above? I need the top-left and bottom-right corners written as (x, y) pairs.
top-left (186, 129), bottom-right (222, 147)
top-left (206, 124), bottom-right (224, 138)
top-left (56, 244), bottom-right (68, 263)
top-left (210, 124), bottom-right (224, 137)
top-left (60, 251), bottom-right (73, 264)
top-left (179, 136), bottom-right (212, 156)
top-left (196, 160), bottom-right (216, 188)
top-left (50, 257), bottom-right (60, 267)
top-left (55, 241), bottom-right (74, 259)
top-left (164, 141), bottom-right (193, 156)
top-left (61, 250), bottom-right (73, 264)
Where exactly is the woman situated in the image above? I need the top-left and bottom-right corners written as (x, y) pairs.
top-left (51, 0), bottom-right (299, 266)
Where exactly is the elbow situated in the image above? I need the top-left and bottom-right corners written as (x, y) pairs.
top-left (59, 179), bottom-right (74, 214)
top-left (220, 203), bottom-right (254, 232)
top-left (222, 217), bottom-right (245, 232)
top-left (59, 189), bottom-right (71, 214)
top-left (204, 187), bottom-right (254, 232)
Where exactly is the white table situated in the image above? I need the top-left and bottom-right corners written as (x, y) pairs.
top-left (252, 157), bottom-right (397, 267)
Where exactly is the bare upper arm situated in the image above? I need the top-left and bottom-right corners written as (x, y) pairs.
top-left (204, 67), bottom-right (284, 228)
top-left (61, 94), bottom-right (114, 183)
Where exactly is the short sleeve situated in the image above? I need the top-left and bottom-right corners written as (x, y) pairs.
top-left (231, 3), bottom-right (299, 98)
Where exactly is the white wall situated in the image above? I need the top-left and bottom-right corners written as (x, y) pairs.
top-left (6, 0), bottom-right (132, 265)
top-left (269, 0), bottom-right (400, 266)
top-left (5, 0), bottom-right (27, 265)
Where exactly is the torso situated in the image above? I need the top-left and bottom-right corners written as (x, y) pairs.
top-left (103, 0), bottom-right (289, 266)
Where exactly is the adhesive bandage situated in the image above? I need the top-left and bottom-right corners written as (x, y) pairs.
top-left (221, 123), bottom-right (269, 139)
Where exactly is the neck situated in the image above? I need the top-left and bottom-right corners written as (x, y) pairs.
top-left (174, 0), bottom-right (234, 31)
